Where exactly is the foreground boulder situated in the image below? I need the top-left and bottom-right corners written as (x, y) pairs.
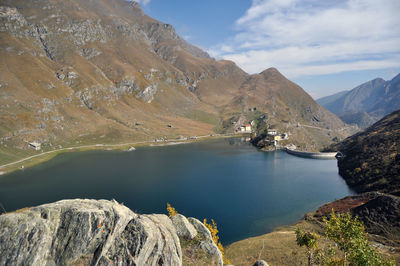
top-left (0, 199), bottom-right (182, 265)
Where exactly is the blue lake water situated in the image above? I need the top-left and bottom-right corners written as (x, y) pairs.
top-left (0, 138), bottom-right (354, 244)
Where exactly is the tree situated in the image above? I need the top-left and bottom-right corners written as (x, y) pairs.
top-left (295, 228), bottom-right (320, 266)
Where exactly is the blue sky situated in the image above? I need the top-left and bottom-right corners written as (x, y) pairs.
top-left (137, 0), bottom-right (400, 99)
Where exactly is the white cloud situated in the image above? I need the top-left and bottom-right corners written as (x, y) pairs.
top-left (210, 0), bottom-right (400, 77)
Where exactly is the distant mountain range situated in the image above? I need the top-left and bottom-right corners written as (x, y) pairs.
top-left (317, 74), bottom-right (400, 128)
top-left (0, 0), bottom-right (350, 164)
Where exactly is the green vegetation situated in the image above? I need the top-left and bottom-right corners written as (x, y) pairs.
top-left (183, 109), bottom-right (219, 125)
top-left (246, 111), bottom-right (268, 132)
top-left (295, 210), bottom-right (394, 265)
top-left (295, 228), bottom-right (320, 265)
top-left (330, 110), bottom-right (400, 195)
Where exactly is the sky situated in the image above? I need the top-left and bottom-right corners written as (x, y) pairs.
top-left (136, 0), bottom-right (400, 99)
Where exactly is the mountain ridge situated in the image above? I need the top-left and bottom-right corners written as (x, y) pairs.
top-left (317, 74), bottom-right (400, 128)
top-left (0, 0), bottom-right (350, 165)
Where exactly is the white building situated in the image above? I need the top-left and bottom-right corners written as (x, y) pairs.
top-left (28, 141), bottom-right (41, 150)
top-left (267, 129), bottom-right (277, 136)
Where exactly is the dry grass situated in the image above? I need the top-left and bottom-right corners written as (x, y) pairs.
top-left (226, 225), bottom-right (310, 266)
top-left (180, 236), bottom-right (221, 266)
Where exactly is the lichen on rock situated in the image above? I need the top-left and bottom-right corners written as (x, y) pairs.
top-left (0, 199), bottom-right (182, 265)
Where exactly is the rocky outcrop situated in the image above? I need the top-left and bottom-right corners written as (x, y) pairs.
top-left (188, 217), bottom-right (212, 239)
top-left (171, 214), bottom-right (197, 239)
top-left (0, 199), bottom-right (224, 266)
top-left (0, 199), bottom-right (180, 265)
top-left (137, 84), bottom-right (158, 103)
top-left (352, 194), bottom-right (400, 245)
top-left (188, 217), bottom-right (223, 265)
top-left (254, 260), bottom-right (270, 266)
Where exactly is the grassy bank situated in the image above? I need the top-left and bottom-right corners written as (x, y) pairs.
top-left (225, 210), bottom-right (400, 265)
top-left (0, 133), bottom-right (241, 176)
top-left (225, 220), bottom-right (315, 266)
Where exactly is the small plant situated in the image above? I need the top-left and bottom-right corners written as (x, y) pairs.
top-left (203, 218), bottom-right (231, 265)
top-left (166, 203), bottom-right (178, 217)
top-left (295, 228), bottom-right (320, 265)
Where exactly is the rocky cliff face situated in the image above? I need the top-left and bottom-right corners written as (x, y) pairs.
top-left (329, 110), bottom-right (400, 195)
top-left (0, 199), bottom-right (223, 265)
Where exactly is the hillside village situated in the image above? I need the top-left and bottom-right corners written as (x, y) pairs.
top-left (235, 110), bottom-right (290, 149)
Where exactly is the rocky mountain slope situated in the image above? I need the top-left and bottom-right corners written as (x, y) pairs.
top-left (329, 110), bottom-right (400, 195)
top-left (318, 74), bottom-right (400, 128)
top-left (0, 199), bottom-right (223, 265)
top-left (0, 0), bottom-right (349, 165)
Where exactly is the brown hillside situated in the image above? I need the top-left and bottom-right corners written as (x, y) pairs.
top-left (223, 68), bottom-right (352, 150)
top-left (330, 110), bottom-right (400, 195)
top-left (0, 0), bottom-right (350, 164)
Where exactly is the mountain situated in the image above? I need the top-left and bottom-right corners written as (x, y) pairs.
top-left (317, 75), bottom-right (400, 128)
top-left (329, 110), bottom-right (400, 195)
top-left (317, 90), bottom-right (349, 106)
top-left (0, 0), bottom-right (349, 165)
top-left (225, 68), bottom-right (351, 151)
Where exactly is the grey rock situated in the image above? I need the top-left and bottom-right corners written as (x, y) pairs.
top-left (67, 71), bottom-right (78, 79)
top-left (188, 217), bottom-right (223, 266)
top-left (114, 77), bottom-right (139, 95)
top-left (0, 7), bottom-right (28, 35)
top-left (79, 47), bottom-right (102, 59)
top-left (171, 214), bottom-right (197, 239)
top-left (137, 84), bottom-right (158, 103)
top-left (254, 259), bottom-right (269, 266)
top-left (188, 217), bottom-right (212, 240)
top-left (0, 199), bottom-right (182, 265)
top-left (67, 19), bottom-right (107, 46)
top-left (56, 72), bottom-right (65, 80)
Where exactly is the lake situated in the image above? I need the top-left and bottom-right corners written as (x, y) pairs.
top-left (0, 138), bottom-right (354, 244)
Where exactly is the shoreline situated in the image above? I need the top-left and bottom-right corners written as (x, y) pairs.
top-left (0, 133), bottom-right (240, 176)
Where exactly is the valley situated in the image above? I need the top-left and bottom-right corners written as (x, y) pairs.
top-left (0, 0), bottom-right (399, 265)
top-left (0, 0), bottom-right (353, 169)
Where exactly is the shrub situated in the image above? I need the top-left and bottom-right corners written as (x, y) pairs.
top-left (203, 218), bottom-right (231, 265)
top-left (296, 210), bottom-right (395, 265)
top-left (166, 203), bottom-right (178, 217)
